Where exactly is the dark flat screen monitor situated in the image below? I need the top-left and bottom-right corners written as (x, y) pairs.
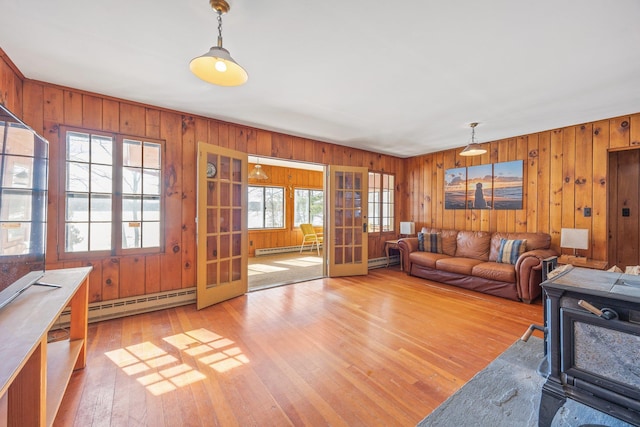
top-left (0, 103), bottom-right (49, 304)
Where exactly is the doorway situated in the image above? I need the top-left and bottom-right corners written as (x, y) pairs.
top-left (247, 156), bottom-right (325, 290)
top-left (608, 147), bottom-right (640, 270)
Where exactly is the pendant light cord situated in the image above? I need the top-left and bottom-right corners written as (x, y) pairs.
top-left (217, 10), bottom-right (223, 47)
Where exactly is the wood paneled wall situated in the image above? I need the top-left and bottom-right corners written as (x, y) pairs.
top-left (247, 164), bottom-right (323, 256)
top-left (4, 48), bottom-right (640, 300)
top-left (402, 114), bottom-right (640, 262)
top-left (0, 49), bottom-right (404, 302)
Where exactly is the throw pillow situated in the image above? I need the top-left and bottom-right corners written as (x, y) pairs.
top-left (418, 232), bottom-right (443, 253)
top-left (497, 238), bottom-right (527, 264)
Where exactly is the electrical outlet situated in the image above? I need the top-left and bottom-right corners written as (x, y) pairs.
top-left (583, 207), bottom-right (591, 217)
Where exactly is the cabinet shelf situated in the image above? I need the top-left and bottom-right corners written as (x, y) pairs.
top-left (0, 267), bottom-right (91, 426)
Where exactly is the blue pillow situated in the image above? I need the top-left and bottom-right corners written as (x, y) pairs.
top-left (418, 232), bottom-right (443, 253)
top-left (497, 239), bottom-right (527, 264)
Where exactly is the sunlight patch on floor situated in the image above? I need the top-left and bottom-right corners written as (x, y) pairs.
top-left (248, 264), bottom-right (289, 275)
top-left (275, 256), bottom-right (322, 267)
top-left (104, 328), bottom-right (249, 396)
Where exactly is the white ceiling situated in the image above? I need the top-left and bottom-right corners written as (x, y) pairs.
top-left (2, 0), bottom-right (640, 158)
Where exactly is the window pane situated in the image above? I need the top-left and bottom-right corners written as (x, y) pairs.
top-left (91, 135), bottom-right (113, 165)
top-left (91, 164), bottom-right (113, 193)
top-left (248, 186), bottom-right (264, 229)
top-left (123, 139), bottom-right (142, 167)
top-left (122, 167), bottom-right (142, 194)
top-left (122, 196), bottom-right (142, 221)
top-left (66, 223), bottom-right (88, 252)
top-left (67, 162), bottom-right (89, 192)
top-left (310, 190), bottom-right (324, 226)
top-left (143, 196), bottom-right (160, 221)
top-left (143, 142), bottom-right (161, 169)
top-left (143, 169), bottom-right (160, 195)
top-left (90, 223), bottom-right (111, 250)
top-left (294, 189), bottom-right (310, 226)
top-left (66, 193), bottom-right (89, 221)
top-left (67, 132), bottom-right (90, 162)
top-left (143, 222), bottom-right (160, 247)
top-left (122, 221), bottom-right (142, 248)
top-left (91, 194), bottom-right (112, 221)
top-left (265, 187), bottom-right (284, 228)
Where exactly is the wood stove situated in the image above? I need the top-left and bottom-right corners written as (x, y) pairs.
top-left (539, 267), bottom-right (640, 426)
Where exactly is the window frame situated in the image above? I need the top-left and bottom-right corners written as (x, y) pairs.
top-left (247, 185), bottom-right (285, 230)
top-left (368, 171), bottom-right (395, 235)
top-left (293, 187), bottom-right (324, 227)
top-left (58, 126), bottom-right (165, 260)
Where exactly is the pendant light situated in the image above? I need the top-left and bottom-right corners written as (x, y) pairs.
top-left (190, 0), bottom-right (248, 87)
top-left (459, 122), bottom-right (487, 156)
top-left (248, 160), bottom-right (268, 180)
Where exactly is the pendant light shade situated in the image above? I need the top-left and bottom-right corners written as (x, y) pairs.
top-left (459, 122), bottom-right (487, 157)
top-left (190, 46), bottom-right (248, 86)
top-left (190, 0), bottom-right (248, 87)
top-left (248, 164), bottom-right (268, 180)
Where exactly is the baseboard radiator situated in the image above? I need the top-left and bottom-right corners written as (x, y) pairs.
top-left (369, 255), bottom-right (399, 269)
top-left (56, 287), bottom-right (197, 327)
top-left (255, 245), bottom-right (323, 256)
top-left (54, 255), bottom-right (395, 328)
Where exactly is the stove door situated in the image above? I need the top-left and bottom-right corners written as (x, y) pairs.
top-left (560, 307), bottom-right (640, 408)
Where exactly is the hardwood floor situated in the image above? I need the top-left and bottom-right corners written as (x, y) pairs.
top-left (53, 268), bottom-right (543, 426)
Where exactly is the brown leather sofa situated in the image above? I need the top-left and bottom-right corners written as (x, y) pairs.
top-left (397, 228), bottom-right (558, 303)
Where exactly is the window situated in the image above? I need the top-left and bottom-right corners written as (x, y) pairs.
top-left (62, 128), bottom-right (163, 256)
top-left (368, 172), bottom-right (394, 233)
top-left (248, 186), bottom-right (284, 229)
top-left (294, 189), bottom-right (324, 226)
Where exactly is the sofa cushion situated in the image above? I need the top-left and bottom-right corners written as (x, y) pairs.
top-left (418, 232), bottom-right (443, 253)
top-left (489, 232), bottom-right (551, 261)
top-left (454, 231), bottom-right (491, 261)
top-left (409, 251), bottom-right (450, 269)
top-left (436, 257), bottom-right (483, 275)
top-left (421, 228), bottom-right (458, 256)
top-left (472, 262), bottom-right (517, 283)
top-left (496, 239), bottom-right (527, 264)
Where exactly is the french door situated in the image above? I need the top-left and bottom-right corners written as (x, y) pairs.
top-left (326, 166), bottom-right (368, 277)
top-left (196, 143), bottom-right (248, 309)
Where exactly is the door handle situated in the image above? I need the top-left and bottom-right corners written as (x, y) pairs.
top-left (363, 223), bottom-right (367, 233)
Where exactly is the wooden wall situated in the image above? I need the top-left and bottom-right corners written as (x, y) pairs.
top-left (0, 49), bottom-right (405, 303)
top-left (402, 114), bottom-right (640, 262)
top-left (247, 163), bottom-right (323, 256)
top-left (5, 47), bottom-right (640, 300)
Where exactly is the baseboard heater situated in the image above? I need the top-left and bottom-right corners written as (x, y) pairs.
top-left (55, 287), bottom-right (197, 328)
top-left (369, 255), bottom-right (399, 269)
top-left (255, 245), bottom-right (323, 256)
top-left (54, 255), bottom-right (395, 328)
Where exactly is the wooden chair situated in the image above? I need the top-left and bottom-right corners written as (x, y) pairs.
top-left (299, 224), bottom-right (323, 255)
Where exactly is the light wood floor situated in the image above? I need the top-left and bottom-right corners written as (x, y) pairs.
top-left (54, 268), bottom-right (543, 426)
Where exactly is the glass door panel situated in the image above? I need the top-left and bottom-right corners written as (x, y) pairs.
top-left (197, 144), bottom-right (247, 309)
top-left (327, 166), bottom-right (368, 277)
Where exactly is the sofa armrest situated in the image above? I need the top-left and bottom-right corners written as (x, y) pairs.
top-left (515, 249), bottom-right (559, 303)
top-left (397, 238), bottom-right (419, 274)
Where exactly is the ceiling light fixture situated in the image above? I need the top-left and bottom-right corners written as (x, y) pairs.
top-left (459, 122), bottom-right (487, 157)
top-left (190, 0), bottom-right (248, 87)
top-left (248, 161), bottom-right (268, 180)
